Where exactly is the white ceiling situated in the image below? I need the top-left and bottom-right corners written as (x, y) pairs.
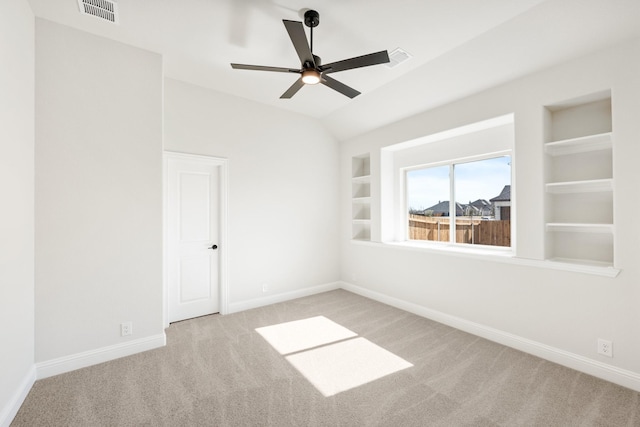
top-left (26, 0), bottom-right (640, 140)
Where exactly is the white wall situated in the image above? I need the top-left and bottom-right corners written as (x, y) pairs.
top-left (164, 79), bottom-right (340, 306)
top-left (0, 0), bottom-right (35, 424)
top-left (340, 38), bottom-right (640, 387)
top-left (35, 20), bottom-right (164, 363)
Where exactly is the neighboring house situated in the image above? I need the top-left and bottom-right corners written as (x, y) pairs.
top-left (490, 185), bottom-right (511, 220)
top-left (421, 200), bottom-right (490, 217)
top-left (468, 199), bottom-right (492, 217)
top-left (421, 201), bottom-right (465, 217)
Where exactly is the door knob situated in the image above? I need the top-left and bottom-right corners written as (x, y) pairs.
top-left (209, 244), bottom-right (218, 250)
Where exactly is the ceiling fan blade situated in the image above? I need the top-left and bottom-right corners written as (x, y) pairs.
top-left (320, 50), bottom-right (390, 74)
top-left (283, 20), bottom-right (315, 67)
top-left (321, 75), bottom-right (360, 99)
top-left (280, 78), bottom-right (305, 99)
top-left (231, 63), bottom-right (299, 73)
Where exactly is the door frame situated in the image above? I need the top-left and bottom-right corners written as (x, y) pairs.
top-left (163, 151), bottom-right (229, 328)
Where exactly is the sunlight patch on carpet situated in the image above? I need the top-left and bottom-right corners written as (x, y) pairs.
top-left (255, 316), bottom-right (357, 354)
top-left (256, 317), bottom-right (413, 396)
top-left (286, 337), bottom-right (413, 396)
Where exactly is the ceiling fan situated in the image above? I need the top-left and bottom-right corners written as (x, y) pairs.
top-left (230, 10), bottom-right (390, 99)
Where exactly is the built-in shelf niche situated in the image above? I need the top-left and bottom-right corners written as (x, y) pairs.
top-left (352, 154), bottom-right (372, 241)
top-left (352, 203), bottom-right (371, 221)
top-left (544, 91), bottom-right (614, 267)
top-left (352, 181), bottom-right (371, 199)
top-left (546, 191), bottom-right (613, 225)
top-left (546, 231), bottom-right (614, 266)
top-left (546, 136), bottom-right (613, 183)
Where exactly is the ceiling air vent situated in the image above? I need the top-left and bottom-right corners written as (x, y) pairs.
top-left (386, 48), bottom-right (412, 68)
top-left (77, 0), bottom-right (119, 24)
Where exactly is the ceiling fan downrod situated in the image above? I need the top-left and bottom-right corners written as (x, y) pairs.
top-left (304, 10), bottom-right (320, 55)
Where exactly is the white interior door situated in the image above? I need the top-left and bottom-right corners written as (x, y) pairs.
top-left (167, 155), bottom-right (220, 322)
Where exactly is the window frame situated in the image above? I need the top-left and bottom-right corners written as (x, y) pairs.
top-left (402, 150), bottom-right (513, 253)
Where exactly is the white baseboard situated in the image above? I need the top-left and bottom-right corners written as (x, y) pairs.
top-left (0, 365), bottom-right (35, 427)
top-left (36, 333), bottom-right (166, 380)
top-left (227, 281), bottom-right (341, 314)
top-left (340, 281), bottom-right (640, 392)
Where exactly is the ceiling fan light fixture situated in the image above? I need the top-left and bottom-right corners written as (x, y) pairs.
top-left (301, 69), bottom-right (321, 85)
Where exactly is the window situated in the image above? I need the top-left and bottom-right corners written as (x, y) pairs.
top-left (380, 114), bottom-right (514, 250)
top-left (407, 155), bottom-right (511, 248)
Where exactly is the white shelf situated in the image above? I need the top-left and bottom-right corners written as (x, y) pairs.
top-left (546, 178), bottom-right (613, 194)
top-left (352, 237), bottom-right (371, 243)
top-left (545, 132), bottom-right (612, 156)
top-left (546, 223), bottom-right (613, 234)
top-left (352, 225), bottom-right (371, 241)
top-left (352, 174), bottom-right (371, 184)
top-left (352, 154), bottom-right (372, 242)
top-left (352, 196), bottom-right (371, 204)
top-left (547, 257), bottom-right (614, 269)
top-left (544, 95), bottom-right (614, 266)
top-left (352, 219), bottom-right (371, 224)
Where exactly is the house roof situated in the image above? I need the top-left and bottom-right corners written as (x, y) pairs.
top-left (469, 199), bottom-right (491, 209)
top-left (423, 199), bottom-right (496, 216)
top-left (490, 185), bottom-right (511, 202)
top-left (422, 201), bottom-right (464, 216)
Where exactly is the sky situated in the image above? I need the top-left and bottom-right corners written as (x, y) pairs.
top-left (407, 156), bottom-right (511, 211)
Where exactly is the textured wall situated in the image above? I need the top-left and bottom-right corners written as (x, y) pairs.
top-left (0, 0), bottom-right (35, 423)
top-left (164, 78), bottom-right (341, 306)
top-left (35, 20), bottom-right (164, 362)
top-left (340, 38), bottom-right (640, 387)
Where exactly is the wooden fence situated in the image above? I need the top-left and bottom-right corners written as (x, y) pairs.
top-left (409, 214), bottom-right (510, 247)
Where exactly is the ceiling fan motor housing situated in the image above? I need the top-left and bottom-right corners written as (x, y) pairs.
top-left (304, 10), bottom-right (320, 28)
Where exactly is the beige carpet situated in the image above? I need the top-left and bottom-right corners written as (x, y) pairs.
top-left (12, 289), bottom-right (640, 426)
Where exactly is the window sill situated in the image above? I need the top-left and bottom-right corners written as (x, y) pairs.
top-left (385, 240), bottom-right (513, 258)
top-left (350, 240), bottom-right (620, 278)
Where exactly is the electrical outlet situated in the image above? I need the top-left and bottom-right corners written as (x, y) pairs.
top-left (262, 283), bottom-right (269, 293)
top-left (597, 339), bottom-right (612, 357)
top-left (121, 322), bottom-right (133, 337)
